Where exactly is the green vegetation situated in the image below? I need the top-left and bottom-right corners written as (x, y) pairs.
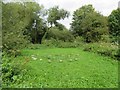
top-left (2, 47), bottom-right (118, 88)
top-left (2, 1), bottom-right (119, 88)
top-left (47, 6), bottom-right (69, 28)
top-left (44, 27), bottom-right (74, 42)
top-left (71, 5), bottom-right (108, 43)
top-left (108, 8), bottom-right (120, 43)
top-left (108, 8), bottom-right (120, 59)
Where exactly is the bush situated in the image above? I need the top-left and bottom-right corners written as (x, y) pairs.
top-left (2, 55), bottom-right (20, 86)
top-left (27, 44), bottom-right (49, 50)
top-left (45, 27), bottom-right (74, 42)
top-left (83, 42), bottom-right (118, 59)
top-left (101, 35), bottom-right (111, 43)
top-left (2, 30), bottom-right (29, 57)
top-left (116, 49), bottom-right (120, 60)
top-left (75, 36), bottom-right (85, 42)
top-left (2, 54), bottom-right (29, 87)
top-left (42, 37), bottom-right (86, 48)
top-left (42, 38), bottom-right (58, 47)
top-left (42, 36), bottom-right (89, 48)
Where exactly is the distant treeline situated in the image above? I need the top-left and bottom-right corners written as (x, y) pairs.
top-left (2, 1), bottom-right (120, 57)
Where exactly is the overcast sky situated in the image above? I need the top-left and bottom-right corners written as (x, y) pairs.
top-left (34, 0), bottom-right (119, 29)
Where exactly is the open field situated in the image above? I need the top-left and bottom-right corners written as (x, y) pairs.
top-left (9, 48), bottom-right (118, 88)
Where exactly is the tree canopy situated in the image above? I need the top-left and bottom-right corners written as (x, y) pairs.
top-left (2, 2), bottom-right (45, 51)
top-left (71, 4), bottom-right (95, 34)
top-left (47, 6), bottom-right (69, 28)
top-left (71, 4), bottom-right (108, 42)
top-left (108, 8), bottom-right (120, 43)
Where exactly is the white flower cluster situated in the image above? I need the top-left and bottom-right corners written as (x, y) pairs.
top-left (31, 55), bottom-right (37, 60)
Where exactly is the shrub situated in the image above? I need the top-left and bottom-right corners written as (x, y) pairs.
top-left (45, 27), bottom-right (74, 42)
top-left (75, 36), bottom-right (85, 42)
top-left (101, 35), bottom-right (111, 43)
top-left (2, 55), bottom-right (21, 86)
top-left (2, 29), bottom-right (29, 57)
top-left (27, 44), bottom-right (49, 50)
top-left (42, 38), bottom-right (58, 47)
top-left (2, 54), bottom-right (29, 87)
top-left (42, 38), bottom-right (84, 48)
top-left (83, 42), bottom-right (118, 59)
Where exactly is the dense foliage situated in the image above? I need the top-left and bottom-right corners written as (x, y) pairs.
top-left (71, 5), bottom-right (94, 33)
top-left (44, 27), bottom-right (74, 42)
top-left (47, 6), bottom-right (69, 28)
top-left (71, 5), bottom-right (108, 42)
top-left (108, 8), bottom-right (120, 43)
top-left (2, 2), bottom-right (29, 53)
top-left (23, 4), bottom-right (47, 44)
top-left (24, 16), bottom-right (47, 44)
top-left (2, 2), bottom-right (45, 53)
top-left (108, 8), bottom-right (120, 60)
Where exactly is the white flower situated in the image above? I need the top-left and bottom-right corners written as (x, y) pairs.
top-left (75, 58), bottom-right (78, 61)
top-left (66, 75), bottom-right (68, 77)
top-left (44, 73), bottom-right (47, 75)
top-left (32, 57), bottom-right (37, 60)
top-left (48, 60), bottom-right (51, 63)
top-left (69, 59), bottom-right (72, 62)
top-left (59, 60), bottom-right (63, 62)
top-left (40, 59), bottom-right (42, 61)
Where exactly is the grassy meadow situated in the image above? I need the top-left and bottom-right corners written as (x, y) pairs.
top-left (3, 47), bottom-right (118, 88)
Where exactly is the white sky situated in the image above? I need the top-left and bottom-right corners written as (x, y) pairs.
top-left (35, 0), bottom-right (120, 29)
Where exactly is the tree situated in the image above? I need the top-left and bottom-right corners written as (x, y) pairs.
top-left (23, 2), bottom-right (47, 44)
top-left (71, 4), bottom-right (95, 36)
top-left (71, 5), bottom-right (108, 42)
top-left (47, 6), bottom-right (69, 28)
top-left (80, 12), bottom-right (108, 42)
top-left (2, 2), bottom-right (46, 53)
top-left (108, 8), bottom-right (120, 60)
top-left (108, 8), bottom-right (120, 43)
top-left (25, 17), bottom-right (47, 44)
top-left (2, 2), bottom-right (29, 52)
